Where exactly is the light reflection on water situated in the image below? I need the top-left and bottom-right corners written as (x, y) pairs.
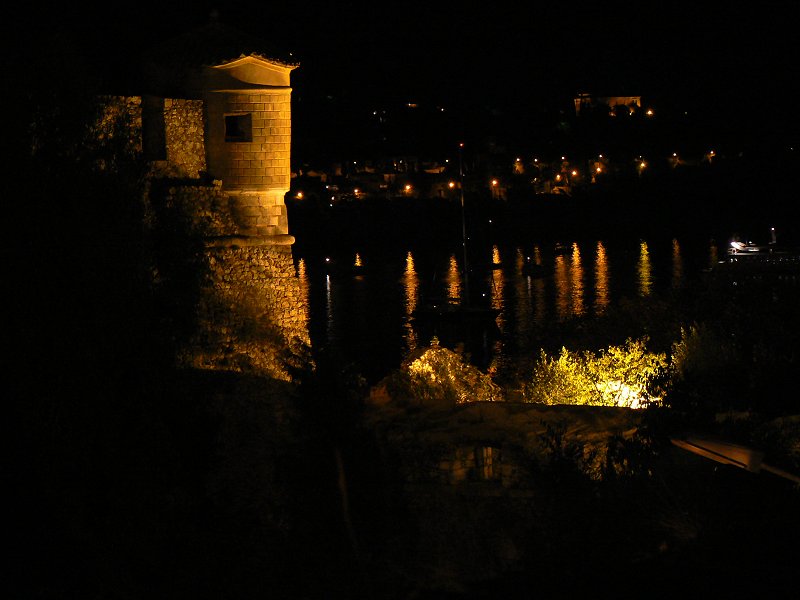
top-left (570, 242), bottom-right (585, 317)
top-left (594, 241), bottom-right (609, 315)
top-left (295, 237), bottom-right (722, 382)
top-left (490, 252), bottom-right (504, 329)
top-left (554, 254), bottom-right (570, 320)
top-left (404, 251), bottom-right (419, 352)
top-left (447, 254), bottom-right (461, 302)
top-left (325, 273), bottom-right (333, 341)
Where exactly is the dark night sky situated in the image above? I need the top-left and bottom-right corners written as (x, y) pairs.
top-left (19, 2), bottom-right (796, 94)
top-left (14, 0), bottom-right (799, 149)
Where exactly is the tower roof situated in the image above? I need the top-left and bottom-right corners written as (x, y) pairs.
top-left (141, 18), bottom-right (298, 97)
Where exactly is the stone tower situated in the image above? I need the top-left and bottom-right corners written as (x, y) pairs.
top-left (139, 20), bottom-right (309, 379)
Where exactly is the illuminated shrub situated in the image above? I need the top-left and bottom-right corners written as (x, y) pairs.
top-left (525, 338), bottom-right (667, 408)
top-left (385, 340), bottom-right (503, 407)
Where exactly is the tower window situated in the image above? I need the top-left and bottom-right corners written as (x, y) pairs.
top-left (224, 113), bottom-right (252, 142)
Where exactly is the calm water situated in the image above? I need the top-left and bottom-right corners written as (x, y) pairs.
top-left (294, 235), bottom-right (723, 383)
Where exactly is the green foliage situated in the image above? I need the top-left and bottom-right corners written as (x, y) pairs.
top-left (524, 337), bottom-right (667, 408)
top-left (386, 340), bottom-right (503, 407)
top-left (670, 323), bottom-right (740, 384)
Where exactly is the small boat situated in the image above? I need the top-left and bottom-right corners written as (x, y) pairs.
top-left (727, 227), bottom-right (788, 257)
top-left (728, 240), bottom-right (768, 255)
top-left (710, 228), bottom-right (800, 281)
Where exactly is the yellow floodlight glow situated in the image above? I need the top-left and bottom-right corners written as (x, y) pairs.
top-left (491, 179), bottom-right (498, 186)
top-left (448, 181), bottom-right (456, 188)
top-left (571, 170), bottom-right (578, 176)
top-left (296, 191), bottom-right (303, 199)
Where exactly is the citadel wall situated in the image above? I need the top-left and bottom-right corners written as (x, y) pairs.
top-left (101, 94), bottom-right (309, 381)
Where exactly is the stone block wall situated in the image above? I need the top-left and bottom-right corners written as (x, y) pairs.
top-left (206, 90), bottom-right (292, 191)
top-left (164, 183), bottom-right (238, 237)
top-left (164, 184), bottom-right (289, 239)
top-left (227, 191), bottom-right (289, 236)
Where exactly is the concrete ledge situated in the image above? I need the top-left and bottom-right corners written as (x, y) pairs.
top-left (204, 234), bottom-right (295, 248)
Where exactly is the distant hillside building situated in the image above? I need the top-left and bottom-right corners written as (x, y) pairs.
top-left (574, 92), bottom-right (642, 116)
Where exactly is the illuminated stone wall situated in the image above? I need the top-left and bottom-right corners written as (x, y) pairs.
top-left (163, 99), bottom-right (206, 178)
top-left (226, 191), bottom-right (289, 237)
top-left (97, 91), bottom-right (307, 380)
top-left (204, 89), bottom-right (292, 237)
top-left (180, 242), bottom-right (309, 380)
top-left (163, 183), bottom-right (309, 381)
top-left (205, 91), bottom-right (292, 191)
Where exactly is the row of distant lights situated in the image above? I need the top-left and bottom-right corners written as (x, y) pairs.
top-left (371, 105), bottom-right (447, 115)
top-left (293, 147), bottom-right (717, 200)
top-left (373, 106), bottom-right (655, 116)
top-left (515, 149), bottom-right (715, 171)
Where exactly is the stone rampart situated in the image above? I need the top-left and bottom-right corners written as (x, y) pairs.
top-left (163, 99), bottom-right (206, 178)
top-left (180, 243), bottom-right (309, 380)
top-left (99, 94), bottom-right (308, 381)
top-left (161, 184), bottom-right (309, 380)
